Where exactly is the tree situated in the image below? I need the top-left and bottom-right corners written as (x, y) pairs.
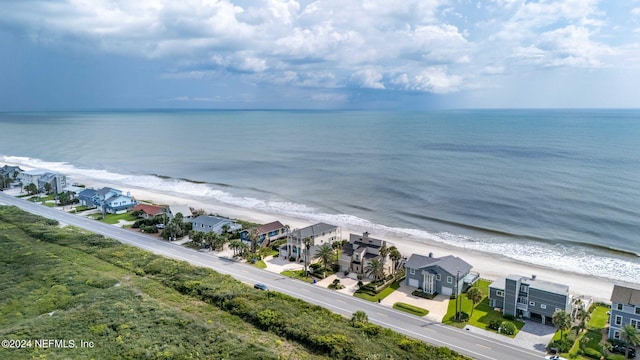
top-left (25, 183), bottom-right (38, 195)
top-left (190, 230), bottom-right (205, 247)
top-left (332, 239), bottom-right (346, 264)
top-left (44, 182), bottom-right (52, 195)
top-left (552, 310), bottom-right (572, 339)
top-left (229, 239), bottom-right (243, 256)
top-left (247, 228), bottom-right (260, 254)
top-left (314, 244), bottom-right (334, 277)
top-left (389, 246), bottom-right (402, 275)
top-left (465, 287), bottom-right (483, 317)
top-left (620, 324), bottom-right (640, 359)
top-left (365, 258), bottom-right (385, 282)
top-left (576, 308), bottom-right (590, 335)
top-left (303, 237), bottom-right (312, 276)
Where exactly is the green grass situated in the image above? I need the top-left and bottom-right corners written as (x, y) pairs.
top-left (281, 269), bottom-right (314, 283)
top-left (442, 280), bottom-right (524, 337)
top-left (394, 302), bottom-right (429, 316)
top-left (589, 305), bottom-right (609, 329)
top-left (255, 259), bottom-right (267, 269)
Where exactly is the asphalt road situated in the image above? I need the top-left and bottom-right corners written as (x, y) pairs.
top-left (0, 193), bottom-right (545, 360)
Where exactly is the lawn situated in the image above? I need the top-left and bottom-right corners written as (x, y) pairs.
top-left (442, 280), bottom-right (524, 337)
top-left (394, 302), bottom-right (429, 316)
top-left (281, 269), bottom-right (314, 283)
top-left (354, 278), bottom-right (403, 302)
top-left (89, 212), bottom-right (138, 224)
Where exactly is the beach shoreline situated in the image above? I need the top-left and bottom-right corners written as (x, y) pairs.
top-left (2, 160), bottom-right (624, 303)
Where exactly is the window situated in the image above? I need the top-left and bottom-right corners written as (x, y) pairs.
top-left (436, 274), bottom-right (441, 281)
top-left (632, 319), bottom-right (640, 329)
top-left (520, 285), bottom-right (528, 293)
top-left (614, 330), bottom-right (620, 339)
top-left (496, 290), bottom-right (504, 297)
top-left (409, 268), bottom-right (415, 275)
top-left (529, 301), bottom-right (536, 306)
top-left (615, 315), bottom-right (622, 326)
top-left (636, 307), bottom-right (640, 315)
top-left (447, 276), bottom-right (453, 284)
top-left (617, 303), bottom-right (623, 311)
top-left (541, 304), bottom-right (547, 309)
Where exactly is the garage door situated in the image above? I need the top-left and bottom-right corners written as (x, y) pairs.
top-left (408, 278), bottom-right (419, 288)
top-left (441, 286), bottom-right (453, 296)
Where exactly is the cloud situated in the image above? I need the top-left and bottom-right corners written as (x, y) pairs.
top-left (0, 0), bottom-right (637, 104)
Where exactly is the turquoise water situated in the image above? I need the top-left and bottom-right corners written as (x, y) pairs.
top-left (1, 109), bottom-right (638, 282)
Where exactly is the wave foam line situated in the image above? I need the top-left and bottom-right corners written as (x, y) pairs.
top-left (3, 154), bottom-right (639, 283)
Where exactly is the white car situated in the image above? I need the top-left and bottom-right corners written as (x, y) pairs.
top-left (545, 356), bottom-right (567, 360)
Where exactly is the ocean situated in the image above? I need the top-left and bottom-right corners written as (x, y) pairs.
top-left (1, 109), bottom-right (639, 283)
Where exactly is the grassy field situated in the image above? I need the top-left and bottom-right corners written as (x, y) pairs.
top-left (0, 205), bottom-right (471, 360)
top-left (393, 302), bottom-right (430, 316)
top-left (354, 279), bottom-right (403, 302)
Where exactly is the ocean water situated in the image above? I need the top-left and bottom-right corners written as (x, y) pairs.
top-left (1, 109), bottom-right (639, 283)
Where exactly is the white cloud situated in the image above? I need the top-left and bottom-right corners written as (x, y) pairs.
top-left (0, 0), bottom-right (637, 103)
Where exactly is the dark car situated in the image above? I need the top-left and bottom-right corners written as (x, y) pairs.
top-left (612, 344), bottom-right (636, 358)
top-left (253, 283), bottom-right (268, 291)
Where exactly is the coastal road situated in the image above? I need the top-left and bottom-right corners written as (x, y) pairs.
top-left (0, 193), bottom-right (544, 360)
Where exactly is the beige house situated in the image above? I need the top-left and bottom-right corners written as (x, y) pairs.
top-left (339, 232), bottom-right (393, 279)
top-left (280, 223), bottom-right (340, 262)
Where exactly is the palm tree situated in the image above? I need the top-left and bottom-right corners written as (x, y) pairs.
top-left (314, 244), bottom-right (334, 277)
top-left (576, 308), bottom-right (590, 335)
top-left (247, 228), bottom-right (260, 254)
top-left (44, 182), bottom-right (52, 195)
top-left (466, 287), bottom-right (483, 317)
top-left (229, 239), bottom-right (242, 256)
top-left (25, 183), bottom-right (38, 195)
top-left (389, 246), bottom-right (402, 275)
top-left (332, 239), bottom-right (346, 264)
top-left (303, 237), bottom-right (312, 276)
top-left (620, 324), bottom-right (640, 359)
top-left (379, 242), bottom-right (390, 273)
top-left (552, 310), bottom-right (572, 339)
top-left (365, 258), bottom-right (385, 282)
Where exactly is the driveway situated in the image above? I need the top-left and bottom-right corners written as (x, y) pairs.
top-left (381, 284), bottom-right (450, 321)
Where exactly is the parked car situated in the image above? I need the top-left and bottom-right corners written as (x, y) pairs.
top-left (545, 356), bottom-right (567, 360)
top-left (253, 283), bottom-right (268, 291)
top-left (611, 344), bottom-right (636, 358)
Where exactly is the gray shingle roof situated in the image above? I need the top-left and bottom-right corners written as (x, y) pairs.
top-left (406, 254), bottom-right (472, 275)
top-left (290, 222), bottom-right (337, 238)
top-left (611, 284), bottom-right (640, 305)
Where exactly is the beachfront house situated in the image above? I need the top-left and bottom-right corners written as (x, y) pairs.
top-left (405, 253), bottom-right (477, 296)
top-left (77, 187), bottom-right (137, 214)
top-left (168, 204), bottom-right (193, 219)
top-left (0, 165), bottom-right (22, 188)
top-left (240, 221), bottom-right (288, 247)
top-left (191, 215), bottom-right (241, 235)
top-left (131, 204), bottom-right (166, 219)
top-left (18, 169), bottom-right (67, 194)
top-left (488, 274), bottom-right (572, 325)
top-left (608, 284), bottom-right (640, 340)
top-left (280, 223), bottom-right (340, 262)
top-left (339, 232), bottom-right (394, 278)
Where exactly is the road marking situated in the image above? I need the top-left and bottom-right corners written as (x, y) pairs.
top-left (476, 343), bottom-right (491, 350)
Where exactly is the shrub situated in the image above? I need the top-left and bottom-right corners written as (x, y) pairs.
top-left (488, 320), bottom-right (501, 331)
top-left (288, 256), bottom-right (296, 262)
top-left (141, 225), bottom-right (158, 233)
top-left (503, 314), bottom-right (515, 321)
top-left (547, 339), bottom-right (573, 353)
top-left (455, 312), bottom-right (469, 322)
top-left (343, 270), bottom-right (349, 276)
top-left (499, 321), bottom-right (516, 335)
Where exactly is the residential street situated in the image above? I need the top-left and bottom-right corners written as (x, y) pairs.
top-left (1, 192), bottom-right (546, 360)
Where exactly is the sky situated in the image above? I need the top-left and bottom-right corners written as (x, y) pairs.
top-left (1, 0), bottom-right (639, 110)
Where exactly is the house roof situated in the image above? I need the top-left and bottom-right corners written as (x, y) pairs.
top-left (406, 253), bottom-right (472, 276)
top-left (0, 165), bottom-right (23, 176)
top-left (96, 187), bottom-right (117, 197)
top-left (23, 169), bottom-right (49, 176)
top-left (491, 275), bottom-right (569, 295)
top-left (611, 284), bottom-right (640, 305)
top-left (290, 222), bottom-right (337, 238)
top-left (78, 188), bottom-right (97, 198)
top-left (257, 221), bottom-right (285, 234)
top-left (193, 215), bottom-right (234, 226)
top-left (132, 204), bottom-right (165, 216)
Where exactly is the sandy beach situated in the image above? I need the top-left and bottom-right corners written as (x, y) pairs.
top-left (3, 161), bottom-right (624, 303)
